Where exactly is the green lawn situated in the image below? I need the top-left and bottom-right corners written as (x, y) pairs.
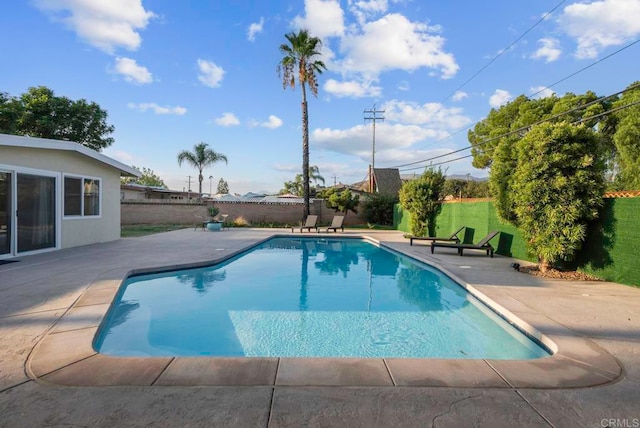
top-left (121, 224), bottom-right (188, 237)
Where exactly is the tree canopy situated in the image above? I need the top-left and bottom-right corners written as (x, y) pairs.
top-left (319, 187), bottom-right (359, 218)
top-left (177, 142), bottom-right (228, 195)
top-left (217, 178), bottom-right (229, 194)
top-left (611, 82), bottom-right (640, 189)
top-left (467, 88), bottom-right (614, 270)
top-left (467, 86), bottom-right (640, 192)
top-left (0, 86), bottom-right (115, 151)
top-left (121, 166), bottom-right (166, 187)
top-left (278, 29), bottom-right (326, 216)
top-left (280, 165), bottom-right (325, 196)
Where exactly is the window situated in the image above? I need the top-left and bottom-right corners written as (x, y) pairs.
top-left (64, 176), bottom-right (100, 217)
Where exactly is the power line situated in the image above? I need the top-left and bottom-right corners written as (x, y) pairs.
top-left (440, 0), bottom-right (568, 104)
top-left (389, 82), bottom-right (640, 169)
top-left (381, 37), bottom-right (640, 170)
top-left (530, 38), bottom-right (640, 98)
top-left (399, 98), bottom-right (640, 172)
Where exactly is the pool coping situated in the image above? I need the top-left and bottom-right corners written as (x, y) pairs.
top-left (26, 233), bottom-right (623, 389)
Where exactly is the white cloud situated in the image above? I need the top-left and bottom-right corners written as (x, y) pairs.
top-left (349, 0), bottom-right (389, 25)
top-left (247, 17), bottom-right (264, 41)
top-left (33, 0), bottom-right (155, 53)
top-left (127, 102), bottom-right (187, 115)
top-left (312, 123), bottom-right (443, 161)
top-left (383, 100), bottom-right (473, 129)
top-left (451, 91), bottom-right (468, 102)
top-left (530, 86), bottom-right (556, 99)
top-left (251, 115), bottom-right (283, 129)
top-left (215, 112), bottom-right (240, 126)
top-left (530, 38), bottom-right (562, 62)
top-left (337, 13), bottom-right (458, 79)
top-left (293, 0), bottom-right (345, 38)
top-left (273, 164), bottom-right (302, 174)
top-left (489, 89), bottom-right (512, 108)
top-left (197, 59), bottom-right (225, 88)
top-left (324, 78), bottom-right (382, 98)
top-left (113, 57), bottom-right (153, 84)
top-left (559, 0), bottom-right (640, 59)
top-left (397, 81), bottom-right (410, 91)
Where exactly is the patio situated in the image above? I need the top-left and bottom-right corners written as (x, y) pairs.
top-left (1, 228), bottom-right (639, 427)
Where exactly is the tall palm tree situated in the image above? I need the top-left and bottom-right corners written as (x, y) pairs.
top-left (177, 142), bottom-right (228, 195)
top-left (278, 29), bottom-right (326, 217)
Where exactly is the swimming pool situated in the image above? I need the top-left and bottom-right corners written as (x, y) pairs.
top-left (95, 237), bottom-right (549, 359)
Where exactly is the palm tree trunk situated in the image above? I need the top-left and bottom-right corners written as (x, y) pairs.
top-left (198, 171), bottom-right (204, 195)
top-left (301, 84), bottom-right (310, 217)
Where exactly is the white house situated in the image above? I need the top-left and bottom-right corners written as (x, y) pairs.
top-left (0, 133), bottom-right (140, 259)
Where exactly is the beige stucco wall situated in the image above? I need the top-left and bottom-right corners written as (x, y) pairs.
top-left (121, 200), bottom-right (368, 226)
top-left (0, 145), bottom-right (122, 250)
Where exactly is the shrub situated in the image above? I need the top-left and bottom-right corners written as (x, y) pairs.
top-left (232, 216), bottom-right (250, 227)
top-left (399, 168), bottom-right (446, 236)
top-left (361, 193), bottom-right (397, 225)
top-left (511, 122), bottom-right (605, 271)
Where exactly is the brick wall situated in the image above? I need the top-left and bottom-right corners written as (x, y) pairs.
top-left (121, 200), bottom-right (366, 226)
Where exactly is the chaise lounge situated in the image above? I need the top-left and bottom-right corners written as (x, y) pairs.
top-left (324, 215), bottom-right (345, 233)
top-left (404, 226), bottom-right (465, 246)
top-left (292, 215), bottom-right (319, 233)
top-left (430, 230), bottom-right (500, 257)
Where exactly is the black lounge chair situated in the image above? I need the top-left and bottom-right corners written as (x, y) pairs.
top-left (430, 231), bottom-right (500, 257)
top-left (324, 215), bottom-right (345, 232)
top-left (404, 226), bottom-right (465, 246)
top-left (291, 215), bottom-right (319, 233)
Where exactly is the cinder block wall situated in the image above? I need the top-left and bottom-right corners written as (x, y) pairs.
top-left (121, 200), bottom-right (366, 226)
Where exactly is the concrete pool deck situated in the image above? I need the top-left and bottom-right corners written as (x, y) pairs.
top-left (1, 228), bottom-right (639, 426)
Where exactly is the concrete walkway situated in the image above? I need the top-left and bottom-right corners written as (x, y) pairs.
top-left (0, 228), bottom-right (639, 427)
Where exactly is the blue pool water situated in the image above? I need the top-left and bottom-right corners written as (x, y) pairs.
top-left (95, 237), bottom-right (550, 359)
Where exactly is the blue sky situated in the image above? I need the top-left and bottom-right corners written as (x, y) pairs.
top-left (2, 0), bottom-right (639, 194)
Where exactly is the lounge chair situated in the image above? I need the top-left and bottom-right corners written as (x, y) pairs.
top-left (430, 231), bottom-right (500, 257)
top-left (291, 215), bottom-right (319, 233)
top-left (194, 215), bottom-right (208, 231)
top-left (324, 215), bottom-right (345, 232)
top-left (404, 226), bottom-right (465, 246)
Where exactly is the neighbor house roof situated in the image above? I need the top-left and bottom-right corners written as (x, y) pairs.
top-left (0, 133), bottom-right (141, 177)
top-left (372, 168), bottom-right (402, 196)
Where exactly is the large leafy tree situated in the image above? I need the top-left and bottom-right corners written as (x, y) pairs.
top-left (278, 29), bottom-right (326, 217)
top-left (177, 142), bottom-right (228, 195)
top-left (280, 165), bottom-right (325, 196)
top-left (399, 168), bottom-right (446, 236)
top-left (511, 122), bottom-right (605, 271)
top-left (0, 86), bottom-right (115, 151)
top-left (611, 81), bottom-right (640, 189)
top-left (319, 188), bottom-right (359, 219)
top-left (468, 91), bottom-right (614, 221)
top-left (217, 178), bottom-right (229, 194)
top-left (121, 166), bottom-right (166, 187)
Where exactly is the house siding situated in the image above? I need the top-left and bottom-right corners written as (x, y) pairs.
top-left (0, 145), bottom-right (121, 249)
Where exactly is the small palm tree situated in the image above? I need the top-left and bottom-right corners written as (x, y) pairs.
top-left (177, 142), bottom-right (228, 195)
top-left (278, 29), bottom-right (326, 217)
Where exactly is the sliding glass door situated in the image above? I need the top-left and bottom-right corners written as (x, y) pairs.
top-left (17, 173), bottom-right (56, 253)
top-left (0, 172), bottom-right (10, 256)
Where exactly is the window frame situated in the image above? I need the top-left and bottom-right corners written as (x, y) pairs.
top-left (63, 174), bottom-right (102, 219)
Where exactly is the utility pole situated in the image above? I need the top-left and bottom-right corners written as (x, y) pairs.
top-left (186, 176), bottom-right (192, 201)
top-left (332, 175), bottom-right (339, 186)
top-left (364, 104), bottom-right (384, 193)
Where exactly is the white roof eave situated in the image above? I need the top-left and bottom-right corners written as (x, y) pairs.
top-left (0, 133), bottom-right (142, 177)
